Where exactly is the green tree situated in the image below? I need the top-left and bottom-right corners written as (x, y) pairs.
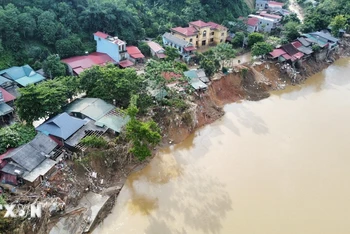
top-left (0, 123), bottom-right (36, 154)
top-left (80, 66), bottom-right (143, 107)
top-left (55, 35), bottom-right (83, 58)
top-left (231, 31), bottom-right (245, 47)
top-left (197, 50), bottom-right (220, 77)
top-left (283, 21), bottom-right (300, 42)
top-left (80, 136), bottom-right (107, 148)
top-left (16, 78), bottom-right (76, 123)
top-left (37, 11), bottom-right (58, 45)
top-left (330, 15), bottom-right (347, 37)
top-left (125, 95), bottom-right (161, 161)
top-left (42, 54), bottom-right (66, 79)
top-left (247, 32), bottom-right (264, 47)
top-left (165, 46), bottom-right (179, 61)
top-left (212, 43), bottom-right (236, 68)
top-left (138, 42), bottom-right (150, 57)
top-left (266, 36), bottom-right (282, 47)
top-left (251, 42), bottom-right (273, 57)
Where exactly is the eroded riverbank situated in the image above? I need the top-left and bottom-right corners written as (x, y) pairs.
top-left (93, 57), bottom-right (350, 234)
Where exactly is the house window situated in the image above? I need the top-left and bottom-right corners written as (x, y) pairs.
top-left (221, 33), bottom-right (224, 36)
top-left (178, 47), bottom-right (181, 52)
top-left (203, 30), bottom-right (207, 37)
top-left (190, 38), bottom-right (193, 42)
top-left (220, 39), bottom-right (223, 42)
top-left (196, 35), bottom-right (198, 38)
top-left (267, 23), bottom-right (269, 26)
top-left (211, 32), bottom-right (214, 35)
top-left (210, 38), bottom-right (214, 42)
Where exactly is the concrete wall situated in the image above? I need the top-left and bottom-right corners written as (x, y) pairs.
top-left (94, 35), bottom-right (120, 63)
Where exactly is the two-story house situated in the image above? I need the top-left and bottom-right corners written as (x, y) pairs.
top-left (93, 31), bottom-right (127, 63)
top-left (170, 20), bottom-right (228, 48)
top-left (162, 32), bottom-right (196, 62)
top-left (248, 15), bottom-right (276, 33)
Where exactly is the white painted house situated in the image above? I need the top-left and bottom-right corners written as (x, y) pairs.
top-left (248, 15), bottom-right (276, 33)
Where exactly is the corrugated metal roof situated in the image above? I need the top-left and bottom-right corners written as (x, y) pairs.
top-left (0, 103), bottom-right (14, 116)
top-left (36, 113), bottom-right (87, 140)
top-left (65, 120), bottom-right (108, 147)
top-left (147, 41), bottom-right (164, 53)
top-left (0, 65), bottom-right (45, 87)
top-left (95, 114), bottom-right (130, 133)
top-left (126, 46), bottom-right (145, 59)
top-left (65, 98), bottom-right (116, 121)
top-left (119, 60), bottom-right (134, 67)
top-left (22, 159), bottom-right (56, 182)
top-left (94, 31), bottom-right (110, 39)
top-left (61, 52), bottom-right (115, 74)
top-left (163, 33), bottom-right (190, 47)
top-left (0, 87), bottom-right (16, 102)
top-left (0, 75), bottom-right (11, 86)
top-left (269, 48), bottom-right (286, 58)
top-left (171, 26), bottom-right (198, 36)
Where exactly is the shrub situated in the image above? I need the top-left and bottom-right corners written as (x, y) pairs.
top-left (80, 136), bottom-right (107, 148)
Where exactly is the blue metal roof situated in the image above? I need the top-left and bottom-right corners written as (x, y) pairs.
top-left (0, 65), bottom-right (45, 87)
top-left (36, 113), bottom-right (87, 140)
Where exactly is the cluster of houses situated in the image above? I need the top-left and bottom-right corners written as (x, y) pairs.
top-left (238, 0), bottom-right (289, 33)
top-left (0, 65), bottom-right (45, 123)
top-left (0, 97), bottom-right (129, 187)
top-left (268, 31), bottom-right (339, 65)
top-left (162, 20), bottom-right (228, 62)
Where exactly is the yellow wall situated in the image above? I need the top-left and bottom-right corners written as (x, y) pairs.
top-left (171, 25), bottom-right (227, 47)
top-left (213, 29), bottom-right (228, 45)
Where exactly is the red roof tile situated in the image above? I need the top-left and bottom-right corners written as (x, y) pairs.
top-left (268, 1), bottom-right (284, 6)
top-left (291, 41), bottom-right (302, 48)
top-left (207, 21), bottom-right (227, 30)
top-left (269, 48), bottom-right (286, 58)
top-left (282, 54), bottom-right (292, 60)
top-left (147, 41), bottom-right (164, 53)
top-left (189, 20), bottom-right (211, 28)
top-left (119, 60), bottom-right (134, 68)
top-left (293, 52), bottom-right (304, 59)
top-left (94, 31), bottom-right (110, 39)
top-left (126, 46), bottom-right (145, 59)
top-left (171, 27), bottom-right (198, 36)
top-left (259, 13), bottom-right (282, 19)
top-left (0, 87), bottom-right (16, 102)
top-left (247, 17), bottom-right (259, 26)
top-left (184, 46), bottom-right (196, 52)
top-left (62, 52), bottom-right (115, 75)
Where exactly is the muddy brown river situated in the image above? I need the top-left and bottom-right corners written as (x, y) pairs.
top-left (93, 58), bottom-right (350, 234)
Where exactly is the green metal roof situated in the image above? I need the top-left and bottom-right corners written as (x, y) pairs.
top-left (0, 103), bottom-right (14, 116)
top-left (190, 79), bottom-right (207, 90)
top-left (95, 114), bottom-right (130, 133)
top-left (65, 98), bottom-right (115, 121)
top-left (184, 70), bottom-right (197, 79)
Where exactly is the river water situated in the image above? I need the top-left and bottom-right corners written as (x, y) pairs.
top-left (94, 58), bottom-right (350, 234)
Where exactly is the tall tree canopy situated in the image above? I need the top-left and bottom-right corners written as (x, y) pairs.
top-left (79, 65), bottom-right (144, 107)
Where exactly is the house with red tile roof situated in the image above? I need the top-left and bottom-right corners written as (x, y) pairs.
top-left (147, 41), bottom-right (166, 59)
top-left (247, 17), bottom-right (259, 33)
top-left (126, 46), bottom-right (145, 63)
top-left (170, 20), bottom-right (227, 48)
top-left (0, 87), bottom-right (16, 121)
top-left (62, 52), bottom-right (116, 76)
